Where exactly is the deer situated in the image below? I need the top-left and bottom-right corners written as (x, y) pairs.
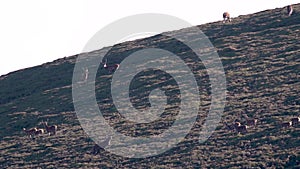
top-left (291, 117), bottom-right (300, 126)
top-left (246, 119), bottom-right (258, 127)
top-left (23, 128), bottom-right (37, 138)
top-left (102, 59), bottom-right (119, 73)
top-left (281, 121), bottom-right (292, 128)
top-left (91, 135), bottom-right (112, 155)
top-left (234, 121), bottom-right (241, 128)
top-left (242, 114), bottom-right (257, 127)
top-left (234, 122), bottom-right (248, 134)
top-left (287, 5), bottom-right (293, 16)
top-left (42, 121), bottom-right (58, 136)
top-left (223, 12), bottom-right (231, 23)
top-left (236, 125), bottom-right (248, 134)
top-left (35, 128), bottom-right (45, 136)
top-left (243, 114), bottom-right (257, 127)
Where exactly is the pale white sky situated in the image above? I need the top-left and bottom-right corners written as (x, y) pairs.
top-left (0, 0), bottom-right (298, 76)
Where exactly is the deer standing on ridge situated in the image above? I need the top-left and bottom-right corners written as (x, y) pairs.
top-left (102, 59), bottom-right (119, 73)
top-left (223, 12), bottom-right (232, 23)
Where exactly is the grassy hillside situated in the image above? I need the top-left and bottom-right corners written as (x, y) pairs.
top-left (0, 4), bottom-right (300, 168)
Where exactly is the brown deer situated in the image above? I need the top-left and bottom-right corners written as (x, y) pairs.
top-left (23, 128), bottom-right (37, 138)
top-left (234, 122), bottom-right (241, 127)
top-left (43, 121), bottom-right (58, 136)
top-left (236, 125), bottom-right (248, 134)
top-left (281, 121), bottom-right (292, 128)
top-left (102, 59), bottom-right (119, 73)
top-left (287, 5), bottom-right (293, 16)
top-left (234, 122), bottom-right (248, 134)
top-left (35, 128), bottom-right (45, 136)
top-left (242, 114), bottom-right (257, 127)
top-left (223, 12), bottom-right (231, 23)
top-left (246, 119), bottom-right (258, 127)
top-left (291, 117), bottom-right (300, 126)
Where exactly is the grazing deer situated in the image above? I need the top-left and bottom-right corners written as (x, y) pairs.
top-left (91, 135), bottom-right (112, 155)
top-left (223, 12), bottom-right (231, 23)
top-left (291, 117), bottom-right (300, 126)
top-left (287, 5), bottom-right (293, 16)
top-left (102, 59), bottom-right (119, 73)
top-left (234, 122), bottom-right (248, 134)
top-left (281, 121), bottom-right (292, 128)
top-left (43, 121), bottom-right (58, 136)
top-left (234, 122), bottom-right (241, 127)
top-left (242, 114), bottom-right (257, 127)
top-left (35, 128), bottom-right (45, 136)
top-left (236, 125), bottom-right (248, 134)
top-left (23, 128), bottom-right (37, 138)
top-left (246, 119), bottom-right (258, 127)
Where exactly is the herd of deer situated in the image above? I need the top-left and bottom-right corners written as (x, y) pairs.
top-left (82, 58), bottom-right (120, 82)
top-left (224, 118), bottom-right (258, 134)
top-left (225, 116), bottom-right (299, 134)
top-left (99, 5), bottom-right (295, 75)
top-left (22, 4), bottom-right (297, 156)
top-left (223, 5), bottom-right (294, 23)
top-left (281, 117), bottom-right (300, 128)
top-left (89, 116), bottom-right (299, 154)
top-left (22, 121), bottom-right (57, 139)
top-left (86, 5), bottom-right (295, 78)
top-left (221, 4), bottom-right (297, 134)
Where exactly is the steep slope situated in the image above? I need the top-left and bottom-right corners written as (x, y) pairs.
top-left (0, 4), bottom-right (299, 168)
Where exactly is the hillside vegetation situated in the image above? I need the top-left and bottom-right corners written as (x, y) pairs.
top-left (0, 4), bottom-right (299, 168)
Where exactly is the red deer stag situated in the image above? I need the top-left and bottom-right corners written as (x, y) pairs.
top-left (35, 128), bottom-right (45, 136)
top-left (281, 121), bottom-right (292, 128)
top-left (291, 117), bottom-right (300, 126)
top-left (246, 119), bottom-right (257, 126)
top-left (234, 122), bottom-right (248, 134)
top-left (102, 59), bottom-right (119, 73)
top-left (242, 114), bottom-right (257, 127)
top-left (23, 128), bottom-right (37, 139)
top-left (246, 119), bottom-right (258, 127)
top-left (43, 121), bottom-right (58, 136)
top-left (223, 12), bottom-right (231, 23)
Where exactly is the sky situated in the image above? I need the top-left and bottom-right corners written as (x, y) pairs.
top-left (0, 0), bottom-right (298, 76)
